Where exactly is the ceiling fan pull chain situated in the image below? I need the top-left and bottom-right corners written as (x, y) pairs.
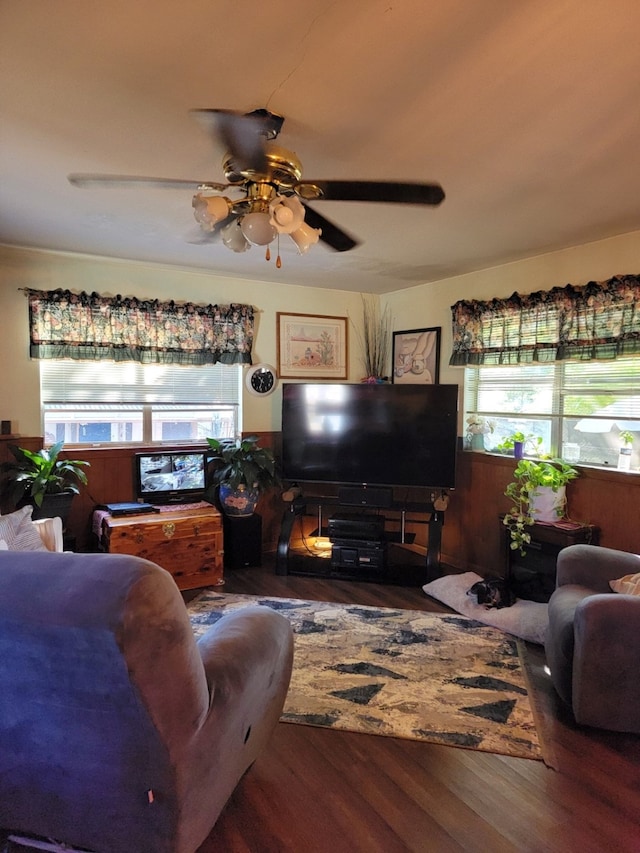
top-left (276, 233), bottom-right (282, 269)
top-left (265, 245), bottom-right (271, 262)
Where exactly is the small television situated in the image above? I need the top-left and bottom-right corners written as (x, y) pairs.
top-left (134, 450), bottom-right (209, 505)
top-left (281, 383), bottom-right (458, 490)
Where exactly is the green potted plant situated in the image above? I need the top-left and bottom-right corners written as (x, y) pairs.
top-left (1, 440), bottom-right (90, 524)
top-left (496, 431), bottom-right (542, 459)
top-left (205, 435), bottom-right (279, 516)
top-left (503, 457), bottom-right (578, 555)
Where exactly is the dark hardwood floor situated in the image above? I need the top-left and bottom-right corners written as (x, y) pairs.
top-left (195, 560), bottom-right (640, 853)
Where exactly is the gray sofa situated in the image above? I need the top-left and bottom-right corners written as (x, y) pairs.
top-left (0, 551), bottom-right (294, 853)
top-left (545, 543), bottom-right (640, 733)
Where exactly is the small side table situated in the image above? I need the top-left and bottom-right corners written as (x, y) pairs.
top-left (499, 516), bottom-right (599, 602)
top-left (222, 513), bottom-right (262, 569)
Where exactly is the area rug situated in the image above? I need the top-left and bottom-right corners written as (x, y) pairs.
top-left (422, 572), bottom-right (549, 645)
top-left (188, 591), bottom-right (544, 762)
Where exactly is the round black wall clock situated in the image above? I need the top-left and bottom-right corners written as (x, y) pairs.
top-left (245, 363), bottom-right (278, 396)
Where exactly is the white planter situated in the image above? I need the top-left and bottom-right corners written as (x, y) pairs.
top-left (530, 485), bottom-right (566, 522)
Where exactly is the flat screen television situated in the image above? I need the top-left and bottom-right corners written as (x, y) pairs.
top-left (134, 450), bottom-right (209, 505)
top-left (281, 383), bottom-right (458, 490)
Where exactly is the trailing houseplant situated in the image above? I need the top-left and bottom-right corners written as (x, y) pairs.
top-left (503, 457), bottom-right (578, 555)
top-left (1, 440), bottom-right (90, 523)
top-left (205, 435), bottom-right (279, 516)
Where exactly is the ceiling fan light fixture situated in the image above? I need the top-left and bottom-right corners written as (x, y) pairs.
top-left (290, 221), bottom-right (322, 254)
top-left (192, 194), bottom-right (230, 230)
top-left (240, 211), bottom-right (277, 246)
top-left (221, 218), bottom-right (250, 253)
top-left (68, 108), bottom-right (445, 263)
top-left (268, 194), bottom-right (305, 234)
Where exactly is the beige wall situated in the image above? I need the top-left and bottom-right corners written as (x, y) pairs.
top-left (2, 229), bottom-right (640, 438)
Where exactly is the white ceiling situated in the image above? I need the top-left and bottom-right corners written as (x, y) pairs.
top-left (2, 0), bottom-right (640, 294)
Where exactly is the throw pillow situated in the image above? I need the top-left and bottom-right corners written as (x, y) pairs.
top-left (609, 572), bottom-right (640, 595)
top-left (0, 506), bottom-right (49, 551)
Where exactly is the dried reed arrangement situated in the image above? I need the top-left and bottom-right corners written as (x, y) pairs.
top-left (359, 295), bottom-right (392, 380)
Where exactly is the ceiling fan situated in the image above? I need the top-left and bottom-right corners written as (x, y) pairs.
top-left (68, 108), bottom-right (445, 264)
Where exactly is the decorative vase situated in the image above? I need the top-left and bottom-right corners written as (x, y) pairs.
top-left (513, 441), bottom-right (524, 460)
top-left (530, 486), bottom-right (566, 523)
top-left (470, 433), bottom-right (486, 452)
top-left (218, 483), bottom-right (259, 517)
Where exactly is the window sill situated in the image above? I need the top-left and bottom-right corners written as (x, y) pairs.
top-left (60, 441), bottom-right (209, 458)
top-left (462, 449), bottom-right (640, 484)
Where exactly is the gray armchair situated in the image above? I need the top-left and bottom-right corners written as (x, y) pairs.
top-left (0, 551), bottom-right (294, 853)
top-left (545, 543), bottom-right (640, 733)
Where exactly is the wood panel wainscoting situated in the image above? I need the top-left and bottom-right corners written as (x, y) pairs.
top-left (445, 451), bottom-right (640, 577)
top-left (3, 436), bottom-right (639, 577)
top-left (46, 433), bottom-right (281, 554)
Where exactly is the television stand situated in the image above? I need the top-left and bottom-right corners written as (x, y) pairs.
top-left (276, 491), bottom-right (447, 584)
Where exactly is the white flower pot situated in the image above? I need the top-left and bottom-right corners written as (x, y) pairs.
top-left (530, 486), bottom-right (566, 522)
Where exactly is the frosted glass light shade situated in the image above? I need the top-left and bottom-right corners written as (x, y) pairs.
top-left (290, 221), bottom-right (322, 254)
top-left (221, 218), bottom-right (250, 252)
top-left (240, 211), bottom-right (277, 246)
top-left (192, 194), bottom-right (230, 230)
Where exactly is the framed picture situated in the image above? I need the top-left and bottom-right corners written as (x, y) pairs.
top-left (277, 312), bottom-right (348, 380)
top-left (392, 327), bottom-right (441, 384)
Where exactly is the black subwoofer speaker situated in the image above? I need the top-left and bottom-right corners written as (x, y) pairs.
top-left (222, 513), bottom-right (262, 569)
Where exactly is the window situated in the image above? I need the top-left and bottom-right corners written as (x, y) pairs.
top-left (464, 355), bottom-right (640, 468)
top-left (452, 274), bottom-right (640, 469)
top-left (41, 360), bottom-right (241, 447)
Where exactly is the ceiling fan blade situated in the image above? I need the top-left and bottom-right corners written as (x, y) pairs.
top-left (294, 180), bottom-right (445, 206)
top-left (68, 174), bottom-right (231, 192)
top-left (186, 214), bottom-right (234, 244)
top-left (302, 203), bottom-right (360, 253)
top-left (190, 108), bottom-right (284, 173)
top-left (185, 228), bottom-right (219, 245)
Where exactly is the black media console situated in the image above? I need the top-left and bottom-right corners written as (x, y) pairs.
top-left (329, 512), bottom-right (387, 578)
top-left (276, 487), bottom-right (448, 585)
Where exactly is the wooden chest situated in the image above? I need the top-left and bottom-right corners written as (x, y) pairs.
top-left (102, 505), bottom-right (224, 591)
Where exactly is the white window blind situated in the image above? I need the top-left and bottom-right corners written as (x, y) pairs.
top-left (40, 360), bottom-right (242, 446)
top-left (41, 360), bottom-right (241, 404)
top-left (464, 356), bottom-right (640, 467)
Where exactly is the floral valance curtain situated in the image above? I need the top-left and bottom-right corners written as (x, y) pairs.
top-left (449, 274), bottom-right (640, 366)
top-left (27, 289), bottom-right (254, 365)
